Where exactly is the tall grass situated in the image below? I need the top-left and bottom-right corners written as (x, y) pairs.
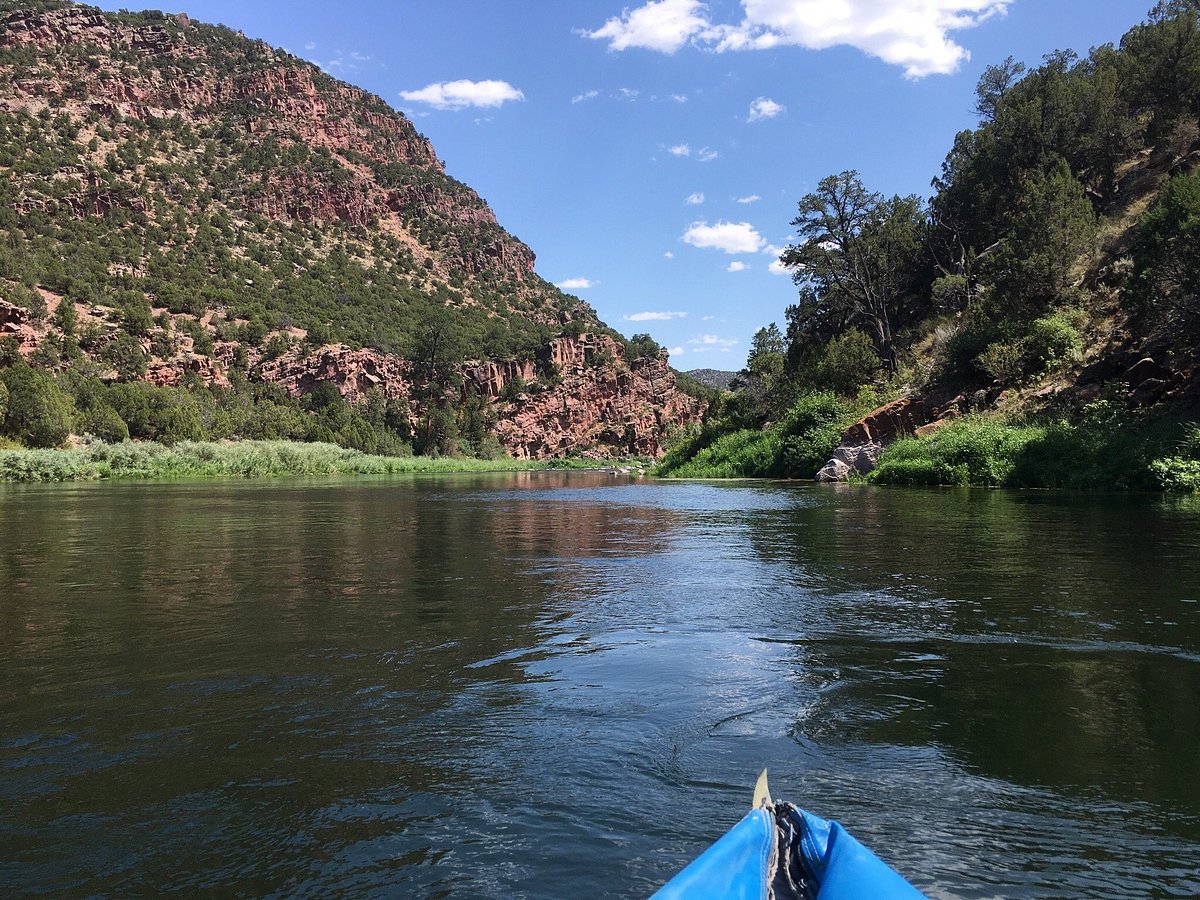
top-left (656, 392), bottom-right (854, 479)
top-left (0, 440), bottom-right (591, 482)
top-left (870, 404), bottom-right (1198, 491)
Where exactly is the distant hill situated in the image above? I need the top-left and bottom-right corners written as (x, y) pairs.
top-left (0, 2), bottom-right (703, 457)
top-left (684, 368), bottom-right (738, 391)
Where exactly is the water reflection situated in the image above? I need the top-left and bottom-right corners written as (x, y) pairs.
top-left (1, 475), bottom-right (1198, 897)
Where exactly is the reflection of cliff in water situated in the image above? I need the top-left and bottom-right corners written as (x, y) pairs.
top-left (0, 471), bottom-right (687, 889)
top-left (744, 485), bottom-right (1200, 815)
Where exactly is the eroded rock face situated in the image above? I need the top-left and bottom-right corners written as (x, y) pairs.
top-left (815, 397), bottom-right (931, 482)
top-left (198, 333), bottom-right (703, 459)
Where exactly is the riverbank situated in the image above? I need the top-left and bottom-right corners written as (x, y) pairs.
top-left (0, 440), bottom-right (606, 482)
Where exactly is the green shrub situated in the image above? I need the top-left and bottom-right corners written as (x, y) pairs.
top-left (976, 339), bottom-right (1026, 383)
top-left (814, 329), bottom-right (879, 396)
top-left (870, 419), bottom-right (1044, 487)
top-left (0, 364), bottom-right (76, 448)
top-left (76, 403), bottom-right (130, 443)
top-left (1151, 457), bottom-right (1200, 492)
top-left (1025, 311), bottom-right (1082, 373)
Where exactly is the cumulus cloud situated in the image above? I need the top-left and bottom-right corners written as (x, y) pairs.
top-left (572, 89), bottom-right (600, 104)
top-left (670, 93), bottom-right (689, 103)
top-left (682, 221), bottom-right (766, 254)
top-left (668, 143), bottom-right (692, 156)
top-left (556, 277), bottom-right (595, 289)
top-left (400, 79), bottom-right (525, 110)
top-left (669, 346), bottom-right (684, 356)
top-left (585, 0), bottom-right (714, 53)
top-left (727, 261), bottom-right (748, 272)
top-left (748, 97), bottom-right (785, 121)
top-left (626, 310), bottom-right (688, 321)
top-left (696, 147), bottom-right (719, 162)
top-left (736, 194), bottom-right (761, 204)
top-left (688, 334), bottom-right (739, 351)
top-left (583, 0), bottom-right (1011, 77)
top-left (664, 250), bottom-right (675, 259)
top-left (685, 191), bottom-right (705, 205)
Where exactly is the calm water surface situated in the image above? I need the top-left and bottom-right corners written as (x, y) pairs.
top-left (1, 473), bottom-right (1199, 897)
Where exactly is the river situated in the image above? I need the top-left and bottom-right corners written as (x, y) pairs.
top-left (1, 473), bottom-right (1198, 897)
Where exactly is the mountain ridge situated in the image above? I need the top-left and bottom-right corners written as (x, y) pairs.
top-left (0, 1), bottom-right (704, 457)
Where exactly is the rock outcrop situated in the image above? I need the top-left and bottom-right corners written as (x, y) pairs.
top-left (815, 398), bottom-right (931, 482)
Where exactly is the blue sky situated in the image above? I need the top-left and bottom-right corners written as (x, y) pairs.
top-left (97, 1), bottom-right (1151, 370)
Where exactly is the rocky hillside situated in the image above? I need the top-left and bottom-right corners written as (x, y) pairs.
top-left (0, 2), bottom-right (703, 457)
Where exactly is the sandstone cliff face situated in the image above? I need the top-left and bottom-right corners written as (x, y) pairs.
top-left (0, 4), bottom-right (702, 457)
top-left (245, 333), bottom-right (703, 459)
top-left (0, 5), bottom-right (532, 282)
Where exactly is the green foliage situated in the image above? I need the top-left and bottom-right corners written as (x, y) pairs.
top-left (871, 401), bottom-right (1186, 490)
top-left (626, 332), bottom-right (662, 361)
top-left (1150, 457), bottom-right (1200, 491)
top-left (1131, 171), bottom-right (1200, 339)
top-left (0, 362), bottom-right (75, 447)
top-left (657, 391), bottom-right (851, 479)
top-left (813, 329), bottom-right (880, 396)
top-left (0, 439), bottom-right (559, 482)
top-left (782, 172), bottom-right (929, 372)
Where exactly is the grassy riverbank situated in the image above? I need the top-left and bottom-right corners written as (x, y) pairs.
top-left (0, 440), bottom-right (601, 482)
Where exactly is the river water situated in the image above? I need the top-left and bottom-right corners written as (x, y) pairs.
top-left (1, 473), bottom-right (1198, 897)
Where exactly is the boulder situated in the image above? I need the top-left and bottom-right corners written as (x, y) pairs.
top-left (814, 397), bottom-right (932, 481)
top-left (815, 458), bottom-right (854, 483)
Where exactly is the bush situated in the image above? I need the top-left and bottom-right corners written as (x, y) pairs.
top-left (76, 403), bottom-right (130, 443)
top-left (1151, 457), bottom-right (1200, 492)
top-left (814, 329), bottom-right (879, 396)
top-left (1025, 311), bottom-right (1082, 373)
top-left (0, 364), bottom-right (76, 448)
top-left (870, 419), bottom-right (1044, 487)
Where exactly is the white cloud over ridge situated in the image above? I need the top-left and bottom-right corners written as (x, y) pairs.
top-left (556, 277), bottom-right (595, 289)
top-left (748, 97), bottom-right (784, 121)
top-left (584, 0), bottom-right (1011, 77)
top-left (682, 221), bottom-right (766, 254)
top-left (401, 79), bottom-right (524, 110)
top-left (626, 310), bottom-right (688, 321)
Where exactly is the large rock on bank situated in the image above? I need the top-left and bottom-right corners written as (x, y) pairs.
top-left (815, 398), bottom-right (930, 482)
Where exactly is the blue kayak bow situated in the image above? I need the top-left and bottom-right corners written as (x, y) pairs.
top-left (651, 771), bottom-right (925, 900)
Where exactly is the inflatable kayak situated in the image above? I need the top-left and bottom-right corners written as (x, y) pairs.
top-left (652, 772), bottom-right (925, 899)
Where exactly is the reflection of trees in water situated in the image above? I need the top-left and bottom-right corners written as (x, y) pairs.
top-left (0, 473), bottom-right (688, 892)
top-left (744, 486), bottom-right (1200, 818)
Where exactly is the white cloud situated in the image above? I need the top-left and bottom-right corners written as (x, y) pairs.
top-left (670, 93), bottom-right (688, 103)
top-left (400, 79), bottom-right (525, 110)
top-left (557, 277), bottom-right (595, 289)
top-left (618, 87), bottom-right (640, 99)
top-left (572, 89), bottom-right (600, 104)
top-left (727, 261), bottom-right (747, 272)
top-left (748, 97), bottom-right (785, 121)
top-left (584, 0), bottom-right (714, 53)
top-left (664, 250), bottom-right (675, 259)
top-left (583, 0), bottom-right (1011, 78)
top-left (682, 220), bottom-right (766, 254)
top-left (736, 194), bottom-right (761, 204)
top-left (669, 346), bottom-right (684, 356)
top-left (697, 147), bottom-right (719, 162)
top-left (626, 310), bottom-right (688, 321)
top-left (702, 315), bottom-right (716, 321)
top-left (304, 41), bottom-right (316, 51)
top-left (685, 191), bottom-right (705, 205)
top-left (688, 333), bottom-right (739, 349)
top-left (668, 143), bottom-right (691, 156)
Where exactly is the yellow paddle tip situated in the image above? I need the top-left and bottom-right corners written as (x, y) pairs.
top-left (752, 768), bottom-right (772, 809)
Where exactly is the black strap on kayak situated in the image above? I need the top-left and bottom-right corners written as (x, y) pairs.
top-left (769, 802), bottom-right (821, 900)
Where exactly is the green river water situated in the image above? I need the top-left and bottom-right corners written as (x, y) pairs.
top-left (1, 472), bottom-right (1198, 897)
